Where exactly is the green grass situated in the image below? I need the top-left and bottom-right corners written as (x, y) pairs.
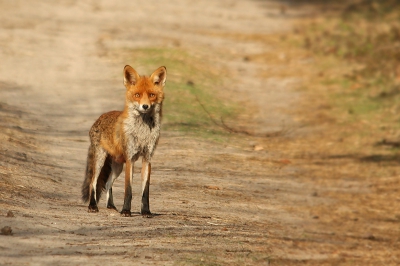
top-left (123, 47), bottom-right (240, 141)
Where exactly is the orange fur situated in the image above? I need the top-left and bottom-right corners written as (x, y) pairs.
top-left (82, 65), bottom-right (166, 216)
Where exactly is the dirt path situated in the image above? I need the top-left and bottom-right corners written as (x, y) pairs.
top-left (0, 1), bottom-right (386, 265)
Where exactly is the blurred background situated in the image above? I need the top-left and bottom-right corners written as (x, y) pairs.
top-left (0, 0), bottom-right (399, 265)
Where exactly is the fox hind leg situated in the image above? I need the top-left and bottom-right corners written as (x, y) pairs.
top-left (105, 160), bottom-right (123, 211)
top-left (88, 147), bottom-right (107, 212)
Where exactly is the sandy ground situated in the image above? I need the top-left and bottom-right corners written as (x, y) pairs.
top-left (0, 0), bottom-right (398, 265)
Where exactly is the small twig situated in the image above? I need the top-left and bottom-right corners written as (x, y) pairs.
top-left (207, 222), bottom-right (226, 226)
top-left (194, 94), bottom-right (292, 138)
top-left (194, 94), bottom-right (223, 129)
top-left (220, 117), bottom-right (251, 135)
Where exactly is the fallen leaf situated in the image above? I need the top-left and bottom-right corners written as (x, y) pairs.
top-left (254, 145), bottom-right (264, 151)
top-left (205, 185), bottom-right (220, 190)
top-left (277, 159), bottom-right (291, 164)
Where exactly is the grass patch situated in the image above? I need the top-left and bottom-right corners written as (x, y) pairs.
top-left (122, 47), bottom-right (239, 141)
top-left (299, 0), bottom-right (400, 128)
top-left (208, 1), bottom-right (400, 136)
top-left (215, 0), bottom-right (400, 175)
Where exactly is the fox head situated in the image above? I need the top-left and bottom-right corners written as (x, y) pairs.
top-left (123, 65), bottom-right (167, 114)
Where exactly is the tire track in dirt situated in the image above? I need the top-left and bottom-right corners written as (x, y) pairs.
top-left (0, 1), bottom-right (325, 265)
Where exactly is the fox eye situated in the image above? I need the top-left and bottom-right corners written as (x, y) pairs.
top-left (149, 93), bottom-right (156, 98)
top-left (134, 93), bottom-right (140, 98)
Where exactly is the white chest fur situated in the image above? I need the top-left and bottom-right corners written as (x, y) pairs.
top-left (124, 104), bottom-right (161, 161)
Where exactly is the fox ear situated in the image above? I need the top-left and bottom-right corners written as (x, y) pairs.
top-left (123, 65), bottom-right (139, 87)
top-left (150, 66), bottom-right (167, 87)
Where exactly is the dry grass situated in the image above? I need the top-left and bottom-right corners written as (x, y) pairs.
top-left (206, 1), bottom-right (400, 264)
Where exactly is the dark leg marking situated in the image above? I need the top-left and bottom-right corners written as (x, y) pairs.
top-left (106, 188), bottom-right (118, 212)
top-left (141, 162), bottom-right (151, 216)
top-left (88, 188), bottom-right (99, 212)
top-left (141, 181), bottom-right (151, 216)
top-left (121, 184), bottom-right (132, 217)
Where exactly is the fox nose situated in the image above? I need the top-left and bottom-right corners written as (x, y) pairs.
top-left (142, 104), bottom-right (149, 110)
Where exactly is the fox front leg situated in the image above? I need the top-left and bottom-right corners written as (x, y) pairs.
top-left (121, 159), bottom-right (134, 217)
top-left (88, 148), bottom-right (107, 212)
top-left (141, 159), bottom-right (151, 215)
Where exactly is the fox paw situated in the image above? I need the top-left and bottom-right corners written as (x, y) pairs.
top-left (120, 210), bottom-right (131, 217)
top-left (107, 204), bottom-right (118, 212)
top-left (88, 205), bottom-right (99, 213)
top-left (141, 210), bottom-right (152, 217)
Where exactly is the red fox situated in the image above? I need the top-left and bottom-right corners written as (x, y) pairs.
top-left (81, 65), bottom-right (167, 216)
